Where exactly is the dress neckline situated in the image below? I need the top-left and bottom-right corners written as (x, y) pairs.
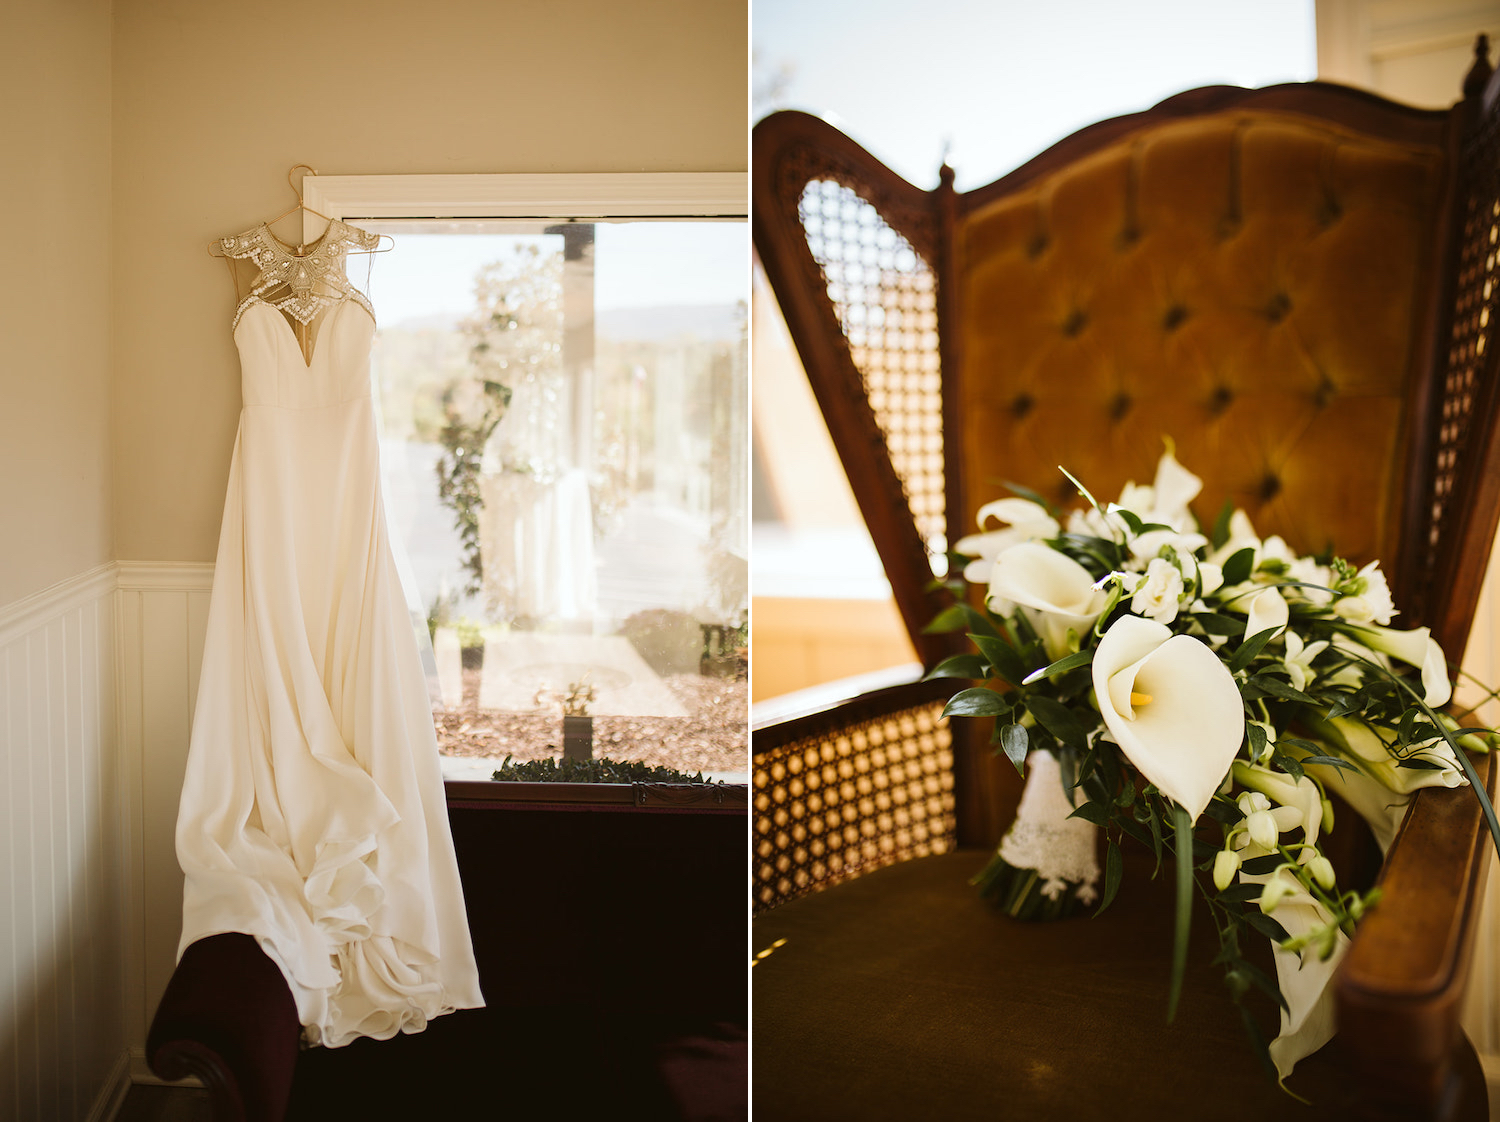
top-left (259, 218), bottom-right (344, 261)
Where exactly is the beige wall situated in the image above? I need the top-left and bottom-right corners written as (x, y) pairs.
top-left (111, 0), bottom-right (747, 563)
top-left (0, 0), bottom-right (113, 606)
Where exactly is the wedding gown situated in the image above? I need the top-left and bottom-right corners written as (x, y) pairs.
top-left (175, 218), bottom-right (483, 1047)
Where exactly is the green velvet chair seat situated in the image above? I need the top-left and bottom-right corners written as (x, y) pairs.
top-left (751, 848), bottom-right (1487, 1121)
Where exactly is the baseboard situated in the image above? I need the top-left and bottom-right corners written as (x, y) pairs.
top-left (85, 1050), bottom-right (133, 1122)
top-left (129, 1045), bottom-right (204, 1088)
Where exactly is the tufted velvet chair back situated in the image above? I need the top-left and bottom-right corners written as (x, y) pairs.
top-left (755, 51), bottom-right (1500, 697)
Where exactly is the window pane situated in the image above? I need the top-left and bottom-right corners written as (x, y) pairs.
top-left (362, 220), bottom-right (748, 780)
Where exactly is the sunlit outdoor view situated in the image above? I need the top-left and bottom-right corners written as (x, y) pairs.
top-left (362, 220), bottom-right (749, 781)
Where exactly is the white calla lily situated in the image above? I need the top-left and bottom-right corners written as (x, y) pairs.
top-left (1266, 899), bottom-right (1348, 1081)
top-left (1092, 616), bottom-right (1245, 820)
top-left (990, 541), bottom-right (1108, 659)
top-left (1346, 624), bottom-right (1452, 707)
top-left (1310, 714), bottom-right (1465, 795)
top-left (1149, 448), bottom-right (1203, 529)
top-left (954, 499), bottom-right (1060, 583)
top-left (1241, 585), bottom-right (1289, 640)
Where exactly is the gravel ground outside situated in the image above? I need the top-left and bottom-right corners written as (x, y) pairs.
top-left (435, 668), bottom-right (748, 775)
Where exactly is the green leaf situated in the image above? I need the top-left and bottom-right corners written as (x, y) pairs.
top-left (923, 604), bottom-right (969, 634)
top-left (1249, 674), bottom-right (1318, 705)
top-left (1110, 506), bottom-right (1148, 537)
top-left (1003, 480), bottom-right (1058, 516)
top-left (1168, 804), bottom-right (1194, 1022)
top-left (1229, 627), bottom-right (1280, 675)
top-left (1238, 854), bottom-right (1284, 875)
top-left (1147, 803), bottom-right (1164, 875)
top-left (999, 723), bottom-right (1029, 775)
top-left (1242, 910), bottom-right (1291, 944)
top-left (1233, 956), bottom-right (1289, 1013)
top-left (1066, 800), bottom-right (1110, 827)
top-left (1246, 722), bottom-right (1267, 761)
top-left (972, 634), bottom-right (1028, 688)
top-left (1272, 752), bottom-right (1305, 782)
top-left (941, 688), bottom-right (1011, 718)
top-left (1300, 754), bottom-right (1359, 774)
top-left (1191, 612), bottom-right (1246, 635)
top-left (1026, 696), bottom-right (1090, 752)
top-left (1024, 647), bottom-right (1094, 683)
top-left (1210, 498), bottom-right (1234, 551)
top-left (1215, 883), bottom-right (1263, 904)
top-left (1221, 546), bottom-right (1256, 587)
top-left (1201, 797), bottom-right (1240, 826)
top-left (1094, 840), bottom-right (1123, 917)
top-left (1117, 814), bottom-right (1153, 850)
top-left (924, 653), bottom-right (989, 681)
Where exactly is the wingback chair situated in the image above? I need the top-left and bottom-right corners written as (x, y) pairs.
top-left (752, 40), bottom-right (1500, 1121)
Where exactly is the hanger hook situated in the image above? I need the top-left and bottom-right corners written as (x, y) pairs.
top-left (287, 163), bottom-right (319, 200)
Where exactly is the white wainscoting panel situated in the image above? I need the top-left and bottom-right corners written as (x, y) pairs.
top-left (115, 563), bottom-right (214, 1054)
top-left (0, 564), bottom-right (126, 1120)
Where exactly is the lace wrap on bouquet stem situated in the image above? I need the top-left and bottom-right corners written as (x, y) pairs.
top-left (975, 750), bottom-right (1100, 919)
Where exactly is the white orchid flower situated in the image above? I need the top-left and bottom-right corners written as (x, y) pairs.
top-left (1129, 557), bottom-right (1186, 625)
top-left (1345, 623), bottom-right (1451, 707)
top-left (989, 541), bottom-right (1108, 660)
top-left (1234, 791), bottom-right (1304, 851)
top-left (1233, 761), bottom-right (1323, 850)
top-left (1092, 616), bottom-right (1245, 820)
top-left (1281, 631), bottom-right (1328, 693)
top-left (954, 498), bottom-right (1060, 583)
top-left (1313, 714), bottom-right (1465, 795)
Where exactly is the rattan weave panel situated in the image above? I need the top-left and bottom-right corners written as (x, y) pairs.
top-left (753, 699), bottom-right (956, 913)
top-left (798, 178), bottom-right (947, 554)
top-left (1430, 134), bottom-right (1500, 596)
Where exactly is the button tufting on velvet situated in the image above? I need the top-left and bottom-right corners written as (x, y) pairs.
top-left (1162, 305), bottom-right (1189, 331)
top-left (1061, 309), bottom-right (1088, 337)
top-left (1264, 292), bottom-right (1292, 323)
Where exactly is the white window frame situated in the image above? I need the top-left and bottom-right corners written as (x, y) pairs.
top-left (301, 171), bottom-right (746, 233)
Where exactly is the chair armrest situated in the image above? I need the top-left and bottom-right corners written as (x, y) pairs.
top-left (1336, 752), bottom-right (1497, 1120)
top-left (753, 674), bottom-right (960, 912)
top-left (146, 932), bottom-right (301, 1122)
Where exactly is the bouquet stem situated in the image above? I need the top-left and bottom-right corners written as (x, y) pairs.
top-left (972, 749), bottom-right (1100, 920)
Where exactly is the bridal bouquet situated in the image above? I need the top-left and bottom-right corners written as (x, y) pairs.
top-left (929, 446), bottom-right (1499, 1083)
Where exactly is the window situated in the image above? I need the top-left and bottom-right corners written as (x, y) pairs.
top-left (307, 174), bottom-right (748, 780)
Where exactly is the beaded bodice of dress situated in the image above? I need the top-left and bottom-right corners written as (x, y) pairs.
top-left (218, 218), bottom-right (381, 332)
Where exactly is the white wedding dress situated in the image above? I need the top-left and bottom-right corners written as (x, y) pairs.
top-left (175, 218), bottom-right (483, 1047)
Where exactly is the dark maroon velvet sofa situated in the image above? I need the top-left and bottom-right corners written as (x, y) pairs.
top-left (147, 781), bottom-right (748, 1121)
